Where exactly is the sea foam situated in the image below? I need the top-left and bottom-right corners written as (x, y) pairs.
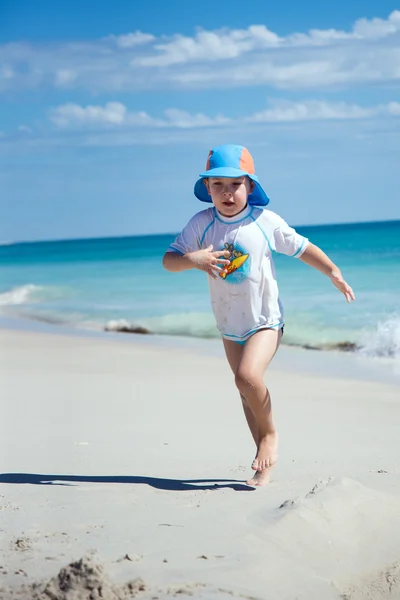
top-left (0, 284), bottom-right (40, 306)
top-left (359, 316), bottom-right (400, 359)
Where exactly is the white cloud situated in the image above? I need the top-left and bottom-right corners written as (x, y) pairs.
top-left (169, 59), bottom-right (349, 89)
top-left (108, 31), bottom-right (155, 48)
top-left (248, 100), bottom-right (400, 122)
top-left (248, 101), bottom-right (376, 123)
top-left (51, 103), bottom-right (163, 128)
top-left (286, 11), bottom-right (400, 46)
top-left (49, 102), bottom-right (227, 129)
top-left (133, 11), bottom-right (400, 67)
top-left (48, 99), bottom-right (400, 132)
top-left (163, 108), bottom-right (230, 128)
top-left (1, 11), bottom-right (400, 92)
top-left (132, 11), bottom-right (400, 69)
top-left (50, 102), bottom-right (128, 127)
top-left (352, 10), bottom-right (400, 39)
top-left (2, 98), bottom-right (400, 152)
top-left (134, 27), bottom-right (280, 67)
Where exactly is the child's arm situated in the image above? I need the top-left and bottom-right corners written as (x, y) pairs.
top-left (299, 243), bottom-right (355, 303)
top-left (163, 245), bottom-right (230, 280)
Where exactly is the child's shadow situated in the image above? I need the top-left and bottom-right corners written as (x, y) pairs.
top-left (0, 473), bottom-right (254, 491)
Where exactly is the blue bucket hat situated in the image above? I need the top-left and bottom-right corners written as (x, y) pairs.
top-left (194, 144), bottom-right (270, 207)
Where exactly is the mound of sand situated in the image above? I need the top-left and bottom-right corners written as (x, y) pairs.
top-left (0, 558), bottom-right (252, 600)
top-left (262, 477), bottom-right (400, 599)
top-left (0, 557), bottom-right (146, 600)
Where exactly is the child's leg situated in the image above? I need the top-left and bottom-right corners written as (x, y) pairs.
top-left (223, 340), bottom-right (258, 445)
top-left (236, 329), bottom-right (281, 470)
top-left (223, 328), bottom-right (282, 486)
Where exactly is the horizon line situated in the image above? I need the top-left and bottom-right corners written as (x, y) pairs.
top-left (2, 217), bottom-right (400, 246)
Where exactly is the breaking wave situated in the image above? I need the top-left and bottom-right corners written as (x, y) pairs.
top-left (0, 284), bottom-right (42, 306)
top-left (358, 316), bottom-right (400, 359)
top-left (2, 286), bottom-right (399, 360)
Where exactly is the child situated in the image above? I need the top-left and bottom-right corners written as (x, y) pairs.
top-left (162, 144), bottom-right (355, 487)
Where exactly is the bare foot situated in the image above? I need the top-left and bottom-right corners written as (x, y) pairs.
top-left (246, 469), bottom-right (271, 487)
top-left (251, 431), bottom-right (279, 471)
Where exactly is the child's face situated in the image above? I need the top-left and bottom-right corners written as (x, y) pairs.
top-left (205, 176), bottom-right (254, 217)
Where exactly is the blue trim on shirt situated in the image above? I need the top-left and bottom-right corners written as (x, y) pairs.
top-left (167, 248), bottom-right (185, 255)
top-left (199, 215), bottom-right (216, 247)
top-left (214, 206), bottom-right (254, 225)
top-left (292, 237), bottom-right (307, 258)
top-left (249, 214), bottom-right (274, 253)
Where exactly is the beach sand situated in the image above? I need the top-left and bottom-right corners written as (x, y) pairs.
top-left (1, 328), bottom-right (400, 599)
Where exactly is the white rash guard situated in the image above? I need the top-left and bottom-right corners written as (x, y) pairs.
top-left (168, 204), bottom-right (309, 342)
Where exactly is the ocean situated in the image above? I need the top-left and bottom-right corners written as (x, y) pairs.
top-left (1, 220), bottom-right (399, 360)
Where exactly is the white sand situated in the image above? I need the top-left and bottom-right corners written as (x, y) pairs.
top-left (1, 328), bottom-right (400, 599)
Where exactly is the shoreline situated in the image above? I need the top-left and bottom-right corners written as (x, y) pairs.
top-left (1, 313), bottom-right (400, 385)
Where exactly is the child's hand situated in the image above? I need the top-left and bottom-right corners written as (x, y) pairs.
top-left (330, 271), bottom-right (355, 303)
top-left (187, 245), bottom-right (231, 279)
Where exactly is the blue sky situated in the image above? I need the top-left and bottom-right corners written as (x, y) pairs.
top-left (1, 0), bottom-right (400, 241)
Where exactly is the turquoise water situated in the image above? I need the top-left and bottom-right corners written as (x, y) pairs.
top-left (1, 220), bottom-right (399, 358)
